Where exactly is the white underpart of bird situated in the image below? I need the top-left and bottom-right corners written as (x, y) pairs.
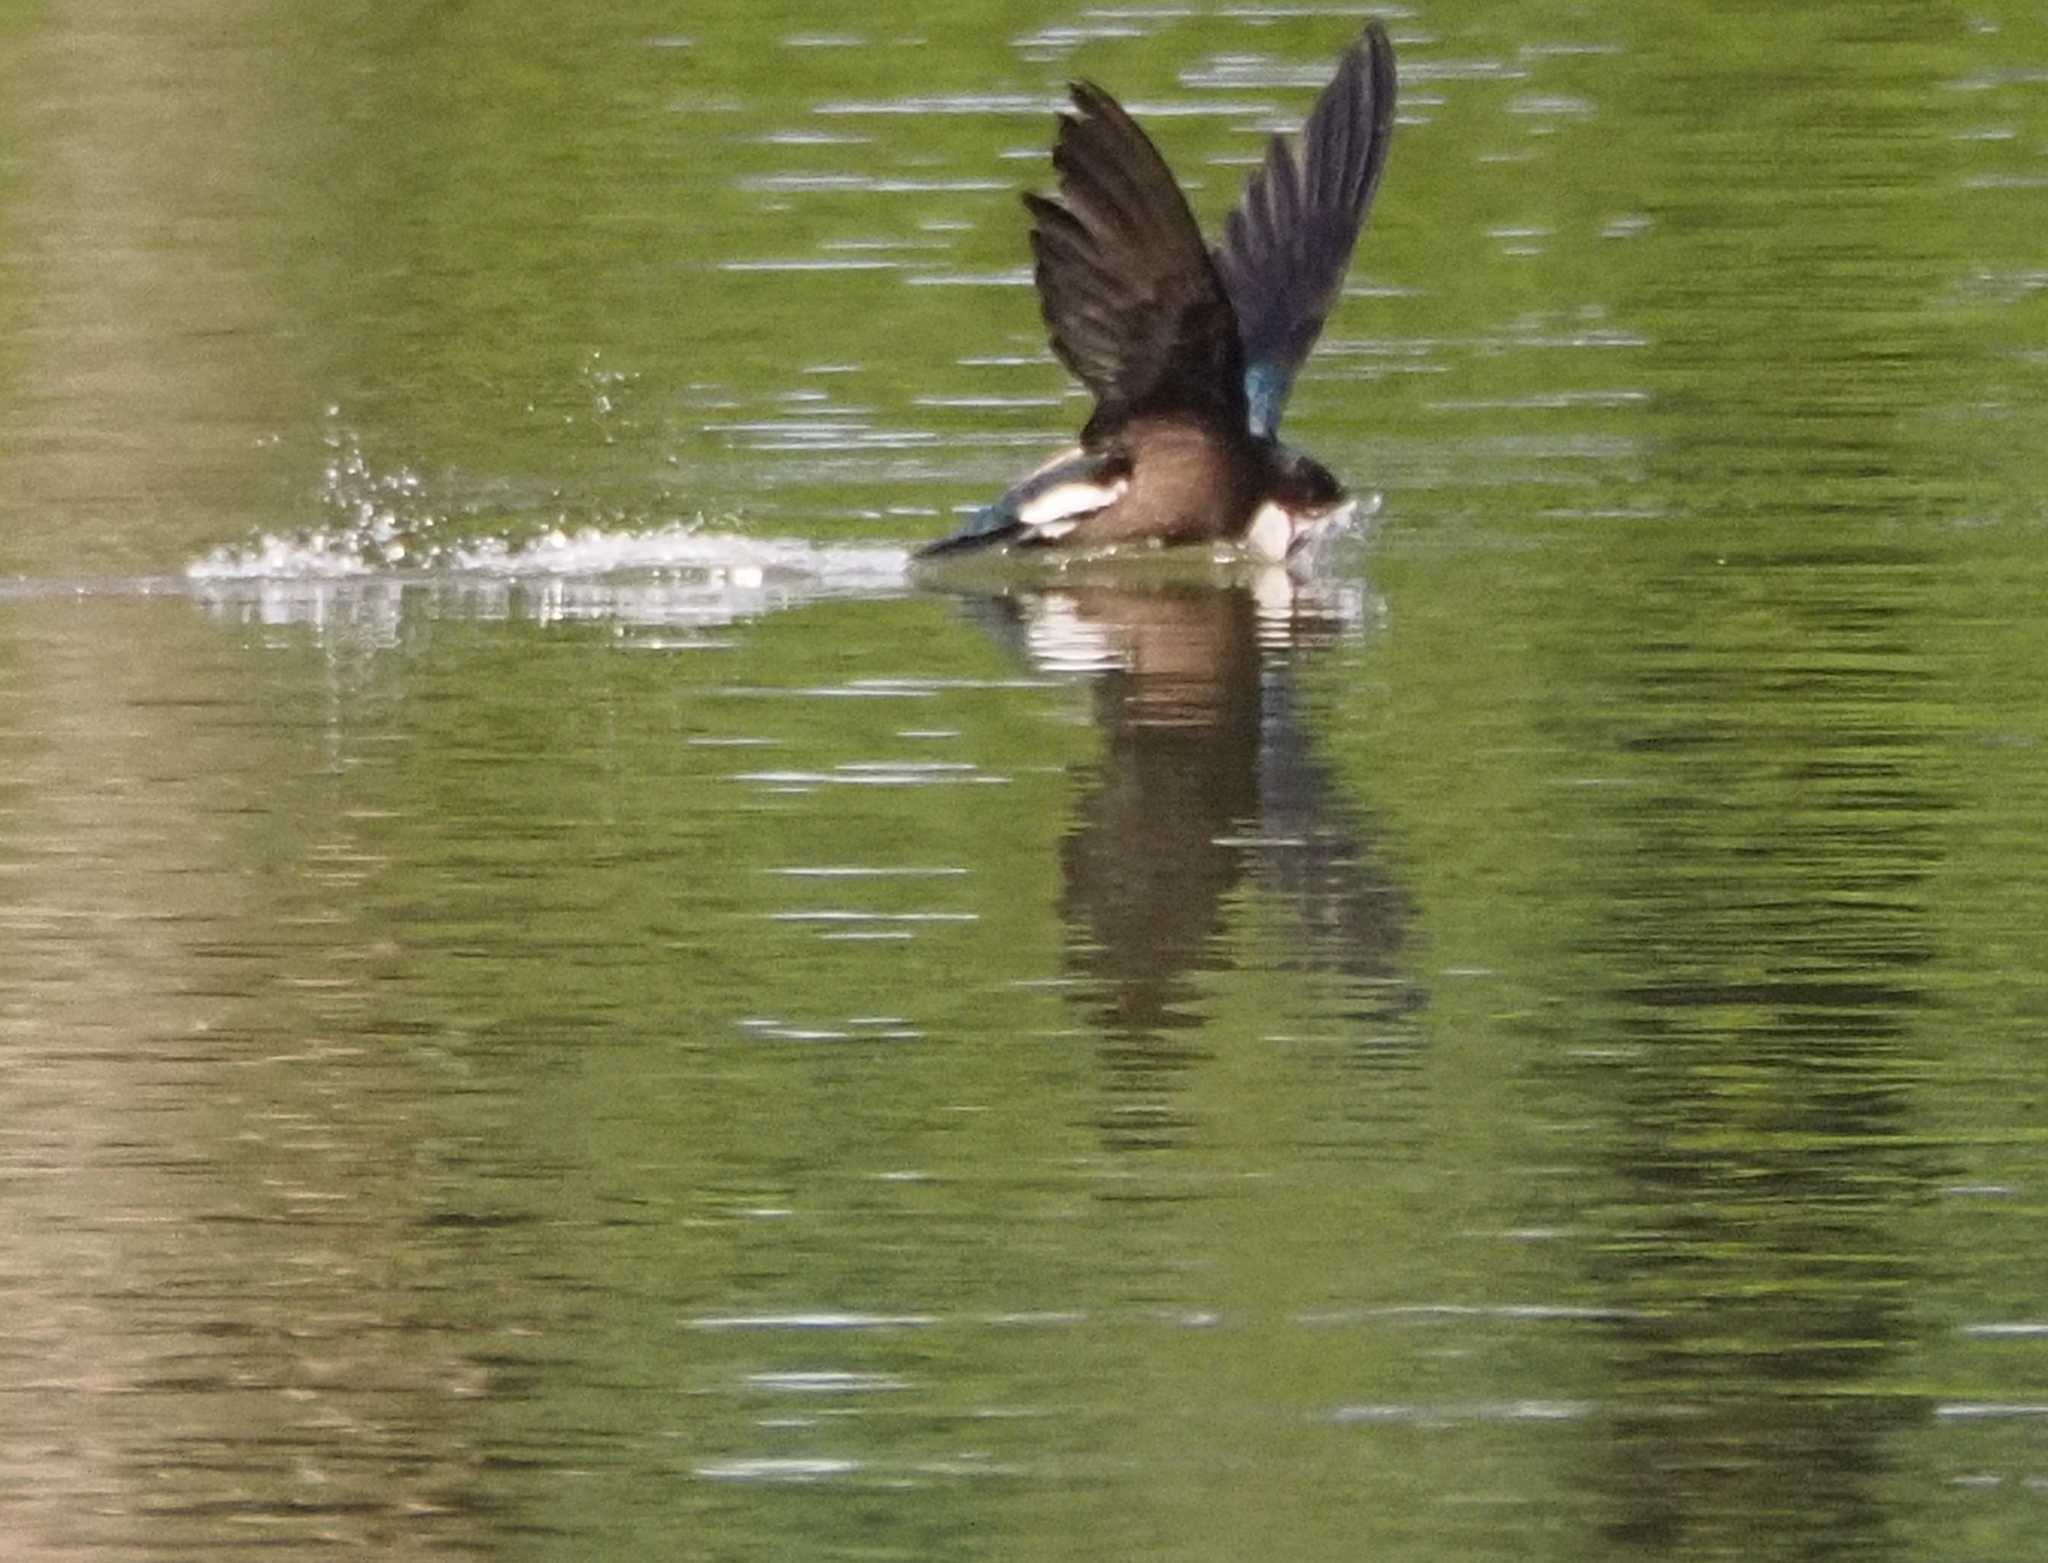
top-left (1016, 478), bottom-right (1130, 539)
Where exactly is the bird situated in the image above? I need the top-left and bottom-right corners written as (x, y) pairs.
top-left (915, 20), bottom-right (1397, 564)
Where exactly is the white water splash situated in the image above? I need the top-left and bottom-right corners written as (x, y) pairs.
top-left (184, 520), bottom-right (914, 644)
top-left (444, 523), bottom-right (912, 583)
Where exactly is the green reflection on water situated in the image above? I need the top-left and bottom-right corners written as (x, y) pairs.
top-left (4, 2), bottom-right (2048, 1560)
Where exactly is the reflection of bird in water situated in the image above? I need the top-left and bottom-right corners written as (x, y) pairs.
top-left (944, 572), bottom-right (1416, 1138)
top-left (917, 24), bottom-right (1398, 564)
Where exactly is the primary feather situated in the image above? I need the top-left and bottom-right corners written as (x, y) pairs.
top-left (1025, 82), bottom-right (1247, 447)
top-left (1214, 21), bottom-right (1397, 438)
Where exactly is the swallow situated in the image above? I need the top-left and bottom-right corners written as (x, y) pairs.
top-left (916, 20), bottom-right (1396, 563)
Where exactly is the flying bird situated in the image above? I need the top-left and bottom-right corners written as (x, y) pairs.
top-left (917, 21), bottom-right (1397, 563)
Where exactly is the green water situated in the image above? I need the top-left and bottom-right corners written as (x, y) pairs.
top-left (4, 2), bottom-right (2048, 1559)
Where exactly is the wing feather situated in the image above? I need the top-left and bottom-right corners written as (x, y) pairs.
top-left (914, 447), bottom-right (1129, 558)
top-left (1026, 82), bottom-right (1247, 446)
top-left (1214, 21), bottom-right (1397, 437)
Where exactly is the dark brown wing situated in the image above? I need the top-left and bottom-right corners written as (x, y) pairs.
top-left (1213, 20), bottom-right (1397, 437)
top-left (1026, 81), bottom-right (1247, 448)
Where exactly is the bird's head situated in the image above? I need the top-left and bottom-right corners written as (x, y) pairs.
top-left (1245, 446), bottom-right (1355, 564)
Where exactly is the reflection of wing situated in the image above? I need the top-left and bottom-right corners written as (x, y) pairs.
top-left (915, 447), bottom-right (1129, 558)
top-left (1027, 83), bottom-right (1247, 447)
top-left (1214, 22), bottom-right (1397, 438)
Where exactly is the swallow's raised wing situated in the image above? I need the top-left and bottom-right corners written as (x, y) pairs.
top-left (1026, 82), bottom-right (1248, 448)
top-left (1214, 21), bottom-right (1397, 438)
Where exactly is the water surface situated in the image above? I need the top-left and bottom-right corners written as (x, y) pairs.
top-left (4, 2), bottom-right (2048, 1559)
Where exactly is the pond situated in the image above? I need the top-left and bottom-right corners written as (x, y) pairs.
top-left (3, 2), bottom-right (2047, 1558)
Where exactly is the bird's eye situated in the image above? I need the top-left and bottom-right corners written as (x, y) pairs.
top-left (1301, 463), bottom-right (1341, 505)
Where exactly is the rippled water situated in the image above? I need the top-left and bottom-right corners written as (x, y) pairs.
top-left (5, 2), bottom-right (2048, 1559)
